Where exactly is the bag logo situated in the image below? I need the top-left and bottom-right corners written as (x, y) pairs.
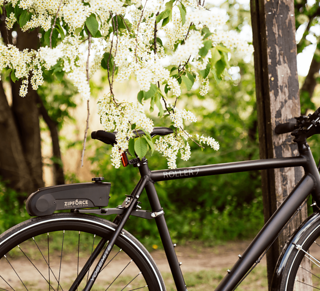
top-left (64, 199), bottom-right (89, 207)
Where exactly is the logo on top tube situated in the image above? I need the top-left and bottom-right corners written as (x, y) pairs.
top-left (163, 168), bottom-right (199, 179)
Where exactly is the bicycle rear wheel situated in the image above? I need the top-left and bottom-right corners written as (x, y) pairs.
top-left (0, 213), bottom-right (165, 291)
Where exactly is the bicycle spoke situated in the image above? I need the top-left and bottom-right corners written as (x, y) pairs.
top-left (121, 273), bottom-right (141, 290)
top-left (105, 260), bottom-right (132, 290)
top-left (296, 280), bottom-right (320, 290)
top-left (0, 274), bottom-right (15, 291)
top-left (77, 231), bottom-right (80, 291)
top-left (57, 231), bottom-right (65, 291)
top-left (32, 237), bottom-right (63, 290)
top-left (300, 265), bottom-right (320, 280)
top-left (17, 245), bottom-right (60, 291)
top-left (87, 234), bottom-right (96, 284)
top-left (127, 286), bottom-right (148, 290)
top-left (101, 249), bottom-right (122, 272)
top-left (4, 255), bottom-right (28, 291)
top-left (48, 233), bottom-right (50, 291)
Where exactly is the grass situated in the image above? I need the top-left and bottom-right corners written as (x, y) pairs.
top-left (162, 266), bottom-right (268, 290)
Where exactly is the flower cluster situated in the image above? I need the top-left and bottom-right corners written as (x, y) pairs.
top-left (97, 94), bottom-right (154, 168)
top-left (1, 0), bottom-right (252, 168)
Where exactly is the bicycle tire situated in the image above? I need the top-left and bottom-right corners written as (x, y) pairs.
top-left (0, 213), bottom-right (165, 291)
top-left (274, 212), bottom-right (320, 291)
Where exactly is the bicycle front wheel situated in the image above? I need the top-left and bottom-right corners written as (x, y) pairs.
top-left (275, 212), bottom-right (320, 291)
top-left (0, 213), bottom-right (165, 291)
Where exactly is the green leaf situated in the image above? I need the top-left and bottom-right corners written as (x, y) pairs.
top-left (178, 4), bottom-right (186, 25)
top-left (44, 30), bottom-right (51, 46)
top-left (211, 47), bottom-right (221, 65)
top-left (134, 137), bottom-right (148, 159)
top-left (164, 84), bottom-right (170, 94)
top-left (55, 70), bottom-right (64, 81)
top-left (165, 0), bottom-right (174, 10)
top-left (14, 4), bottom-right (23, 19)
top-left (199, 40), bottom-right (213, 57)
top-left (187, 72), bottom-right (195, 84)
top-left (181, 75), bottom-right (193, 91)
top-left (200, 63), bottom-right (211, 79)
top-left (19, 10), bottom-right (31, 27)
top-left (144, 84), bottom-right (158, 100)
top-left (11, 71), bottom-right (17, 83)
top-left (57, 24), bottom-right (65, 41)
top-left (162, 16), bottom-right (170, 27)
top-left (137, 91), bottom-right (144, 104)
top-left (86, 14), bottom-right (99, 37)
top-left (143, 135), bottom-right (154, 154)
top-left (202, 27), bottom-right (213, 39)
top-left (101, 52), bottom-right (114, 71)
top-left (128, 139), bottom-right (135, 156)
top-left (156, 9), bottom-right (170, 23)
top-left (155, 93), bottom-right (164, 117)
top-left (150, 95), bottom-right (155, 112)
top-left (215, 59), bottom-right (226, 77)
top-left (216, 44), bottom-right (231, 53)
top-left (156, 37), bottom-right (163, 46)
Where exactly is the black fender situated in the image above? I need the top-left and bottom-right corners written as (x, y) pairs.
top-left (271, 211), bottom-right (320, 290)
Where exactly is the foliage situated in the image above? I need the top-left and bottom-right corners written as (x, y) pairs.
top-left (0, 179), bottom-right (29, 233)
top-left (1, 0), bottom-right (253, 169)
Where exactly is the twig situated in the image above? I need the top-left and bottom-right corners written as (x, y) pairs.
top-left (119, 14), bottom-right (130, 33)
top-left (112, 15), bottom-right (119, 86)
top-left (2, 5), bottom-right (10, 45)
top-left (50, 0), bottom-right (63, 49)
top-left (80, 33), bottom-right (92, 168)
top-left (106, 16), bottom-right (118, 105)
top-left (154, 12), bottom-right (159, 61)
top-left (135, 0), bottom-right (148, 62)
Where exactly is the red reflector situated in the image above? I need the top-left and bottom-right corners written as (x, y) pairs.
top-left (121, 151), bottom-right (129, 167)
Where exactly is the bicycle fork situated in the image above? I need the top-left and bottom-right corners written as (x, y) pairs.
top-left (69, 177), bottom-right (148, 291)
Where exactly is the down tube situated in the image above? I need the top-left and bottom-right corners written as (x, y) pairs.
top-left (215, 174), bottom-right (315, 291)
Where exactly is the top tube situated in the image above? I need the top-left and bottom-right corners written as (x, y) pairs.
top-left (150, 156), bottom-right (308, 182)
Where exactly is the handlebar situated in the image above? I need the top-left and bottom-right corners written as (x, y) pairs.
top-left (275, 120), bottom-right (297, 135)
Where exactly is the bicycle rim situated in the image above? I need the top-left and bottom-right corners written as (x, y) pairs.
top-left (285, 223), bottom-right (320, 290)
top-left (0, 213), bottom-right (165, 291)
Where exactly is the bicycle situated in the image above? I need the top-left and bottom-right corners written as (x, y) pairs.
top-left (2, 109), bottom-right (320, 291)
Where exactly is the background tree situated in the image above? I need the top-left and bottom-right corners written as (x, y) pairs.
top-left (0, 12), bottom-right (77, 198)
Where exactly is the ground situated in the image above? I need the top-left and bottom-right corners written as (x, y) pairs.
top-left (0, 240), bottom-right (269, 290)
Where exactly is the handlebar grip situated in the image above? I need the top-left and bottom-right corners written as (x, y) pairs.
top-left (91, 131), bottom-right (116, 145)
top-left (275, 120), bottom-right (297, 134)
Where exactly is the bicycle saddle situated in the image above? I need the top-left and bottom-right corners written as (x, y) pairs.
top-left (91, 127), bottom-right (173, 146)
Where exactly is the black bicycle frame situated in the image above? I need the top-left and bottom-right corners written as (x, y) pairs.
top-left (145, 142), bottom-right (320, 291)
top-left (74, 141), bottom-right (320, 291)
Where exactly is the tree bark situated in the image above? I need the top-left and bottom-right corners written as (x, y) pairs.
top-left (10, 27), bottom-right (44, 190)
top-left (0, 80), bottom-right (35, 195)
top-left (251, 0), bottom-right (308, 288)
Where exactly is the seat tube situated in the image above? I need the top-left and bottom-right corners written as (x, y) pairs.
top-left (139, 161), bottom-right (187, 291)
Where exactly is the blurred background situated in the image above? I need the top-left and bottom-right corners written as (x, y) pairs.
top-left (0, 0), bottom-right (320, 249)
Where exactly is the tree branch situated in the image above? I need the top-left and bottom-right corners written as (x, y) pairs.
top-left (135, 0), bottom-right (148, 62)
top-left (50, 0), bottom-right (63, 49)
top-left (80, 33), bottom-right (92, 168)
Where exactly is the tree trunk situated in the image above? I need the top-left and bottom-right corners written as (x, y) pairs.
top-left (0, 23), bottom-right (44, 196)
top-left (250, 0), bottom-right (308, 289)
